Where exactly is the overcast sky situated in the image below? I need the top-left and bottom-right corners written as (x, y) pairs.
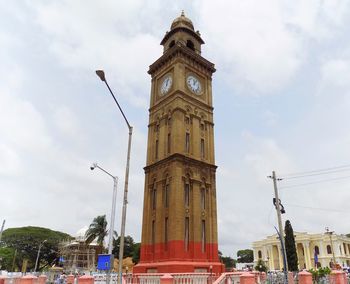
top-left (1, 0), bottom-right (350, 258)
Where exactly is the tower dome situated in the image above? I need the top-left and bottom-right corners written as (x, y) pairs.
top-left (171, 11), bottom-right (194, 31)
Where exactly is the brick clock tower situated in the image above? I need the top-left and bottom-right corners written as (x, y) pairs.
top-left (134, 12), bottom-right (224, 274)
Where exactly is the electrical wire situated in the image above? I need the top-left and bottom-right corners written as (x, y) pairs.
top-left (280, 164), bottom-right (350, 179)
top-left (280, 175), bottom-right (350, 189)
top-left (280, 167), bottom-right (350, 180)
top-left (285, 203), bottom-right (350, 213)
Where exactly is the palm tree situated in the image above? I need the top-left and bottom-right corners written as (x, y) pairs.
top-left (85, 215), bottom-right (108, 247)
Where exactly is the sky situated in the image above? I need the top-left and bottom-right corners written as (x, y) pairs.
top-left (1, 0), bottom-right (350, 259)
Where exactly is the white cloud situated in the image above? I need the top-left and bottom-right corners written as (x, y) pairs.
top-left (321, 58), bottom-right (350, 88)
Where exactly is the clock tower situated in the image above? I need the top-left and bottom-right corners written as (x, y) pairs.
top-left (134, 12), bottom-right (223, 274)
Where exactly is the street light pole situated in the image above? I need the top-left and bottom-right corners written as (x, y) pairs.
top-left (96, 70), bottom-right (133, 284)
top-left (90, 163), bottom-right (118, 284)
top-left (34, 239), bottom-right (47, 272)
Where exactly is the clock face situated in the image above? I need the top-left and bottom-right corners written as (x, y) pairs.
top-left (160, 75), bottom-right (172, 95)
top-left (186, 75), bottom-right (202, 95)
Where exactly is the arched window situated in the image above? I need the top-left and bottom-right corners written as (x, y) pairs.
top-left (314, 246), bottom-right (319, 255)
top-left (169, 40), bottom-right (175, 49)
top-left (186, 40), bottom-right (195, 51)
top-left (327, 245), bottom-right (332, 254)
top-left (258, 250), bottom-right (262, 259)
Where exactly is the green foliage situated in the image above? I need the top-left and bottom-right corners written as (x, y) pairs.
top-left (112, 235), bottom-right (135, 258)
top-left (85, 215), bottom-right (108, 247)
top-left (221, 256), bottom-right (236, 269)
top-left (284, 220), bottom-right (298, 271)
top-left (132, 243), bottom-right (140, 264)
top-left (255, 259), bottom-right (268, 272)
top-left (308, 267), bottom-right (331, 282)
top-left (237, 249), bottom-right (253, 263)
top-left (0, 247), bottom-right (16, 270)
top-left (1, 226), bottom-right (71, 271)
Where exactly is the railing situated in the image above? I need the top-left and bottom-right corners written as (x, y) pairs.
top-left (213, 272), bottom-right (241, 284)
top-left (172, 273), bottom-right (211, 284)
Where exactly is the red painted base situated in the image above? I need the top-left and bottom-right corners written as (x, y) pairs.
top-left (134, 240), bottom-right (224, 274)
top-left (133, 260), bottom-right (224, 274)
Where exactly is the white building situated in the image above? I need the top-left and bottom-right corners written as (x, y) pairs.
top-left (252, 232), bottom-right (350, 270)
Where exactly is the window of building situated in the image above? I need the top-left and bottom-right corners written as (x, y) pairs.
top-left (327, 245), bottom-right (332, 254)
top-left (185, 217), bottom-right (189, 251)
top-left (186, 40), bottom-right (195, 51)
top-left (164, 183), bottom-right (169, 208)
top-left (258, 250), bottom-right (262, 259)
top-left (152, 187), bottom-right (157, 210)
top-left (152, 220), bottom-right (155, 250)
top-left (165, 217), bottom-right (168, 250)
top-left (167, 133), bottom-right (171, 154)
top-left (169, 40), bottom-right (175, 49)
top-left (200, 188), bottom-right (206, 210)
top-left (185, 133), bottom-right (190, 153)
top-left (343, 243), bottom-right (347, 255)
top-left (201, 220), bottom-right (206, 252)
top-left (155, 139), bottom-right (159, 160)
top-left (315, 246), bottom-right (319, 255)
top-left (201, 139), bottom-right (205, 159)
top-left (184, 183), bottom-right (190, 207)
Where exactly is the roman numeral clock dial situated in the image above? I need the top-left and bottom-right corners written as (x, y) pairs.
top-left (160, 74), bottom-right (173, 95)
top-left (186, 75), bottom-right (202, 95)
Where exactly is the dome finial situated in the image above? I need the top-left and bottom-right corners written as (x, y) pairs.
top-left (181, 10), bottom-right (185, 17)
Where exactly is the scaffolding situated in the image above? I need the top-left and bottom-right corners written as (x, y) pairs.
top-left (58, 239), bottom-right (98, 273)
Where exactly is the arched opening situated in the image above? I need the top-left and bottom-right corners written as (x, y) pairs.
top-left (169, 40), bottom-right (175, 49)
top-left (314, 246), bottom-right (319, 255)
top-left (258, 250), bottom-right (262, 259)
top-left (327, 245), bottom-right (332, 254)
top-left (186, 40), bottom-right (195, 51)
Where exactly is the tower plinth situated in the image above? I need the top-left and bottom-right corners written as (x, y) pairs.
top-left (133, 12), bottom-right (224, 274)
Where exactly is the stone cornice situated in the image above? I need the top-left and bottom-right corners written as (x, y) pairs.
top-left (144, 153), bottom-right (217, 173)
top-left (148, 44), bottom-right (216, 75)
top-left (160, 27), bottom-right (205, 45)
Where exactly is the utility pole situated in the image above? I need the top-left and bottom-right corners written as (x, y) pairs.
top-left (0, 219), bottom-right (5, 244)
top-left (325, 227), bottom-right (336, 268)
top-left (268, 171), bottom-right (288, 284)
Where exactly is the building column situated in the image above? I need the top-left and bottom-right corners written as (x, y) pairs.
top-left (277, 245), bottom-right (283, 270)
top-left (303, 242), bottom-right (312, 269)
top-left (268, 245), bottom-right (274, 270)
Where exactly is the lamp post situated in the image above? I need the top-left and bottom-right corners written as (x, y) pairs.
top-left (90, 163), bottom-right (118, 284)
top-left (96, 70), bottom-right (133, 284)
top-left (34, 239), bottom-right (47, 272)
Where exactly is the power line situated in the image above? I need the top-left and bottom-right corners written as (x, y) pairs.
top-left (280, 164), bottom-right (350, 178)
top-left (285, 203), bottom-right (349, 213)
top-left (280, 167), bottom-right (350, 180)
top-left (280, 175), bottom-right (350, 189)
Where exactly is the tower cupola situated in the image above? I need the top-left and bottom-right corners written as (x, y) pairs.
top-left (161, 11), bottom-right (204, 55)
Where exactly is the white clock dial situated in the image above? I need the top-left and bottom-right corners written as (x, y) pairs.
top-left (186, 75), bottom-right (202, 95)
top-left (160, 75), bottom-right (173, 95)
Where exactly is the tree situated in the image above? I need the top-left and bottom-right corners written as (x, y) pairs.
top-left (132, 243), bottom-right (141, 264)
top-left (1, 226), bottom-right (71, 271)
top-left (255, 259), bottom-right (268, 272)
top-left (221, 256), bottom-right (236, 269)
top-left (0, 247), bottom-right (16, 271)
top-left (85, 215), bottom-right (108, 247)
top-left (284, 220), bottom-right (298, 271)
top-left (237, 249), bottom-right (253, 263)
top-left (112, 235), bottom-right (135, 258)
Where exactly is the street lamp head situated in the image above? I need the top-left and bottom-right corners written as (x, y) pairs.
top-left (96, 70), bottom-right (106, 82)
top-left (90, 163), bottom-right (98, 171)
